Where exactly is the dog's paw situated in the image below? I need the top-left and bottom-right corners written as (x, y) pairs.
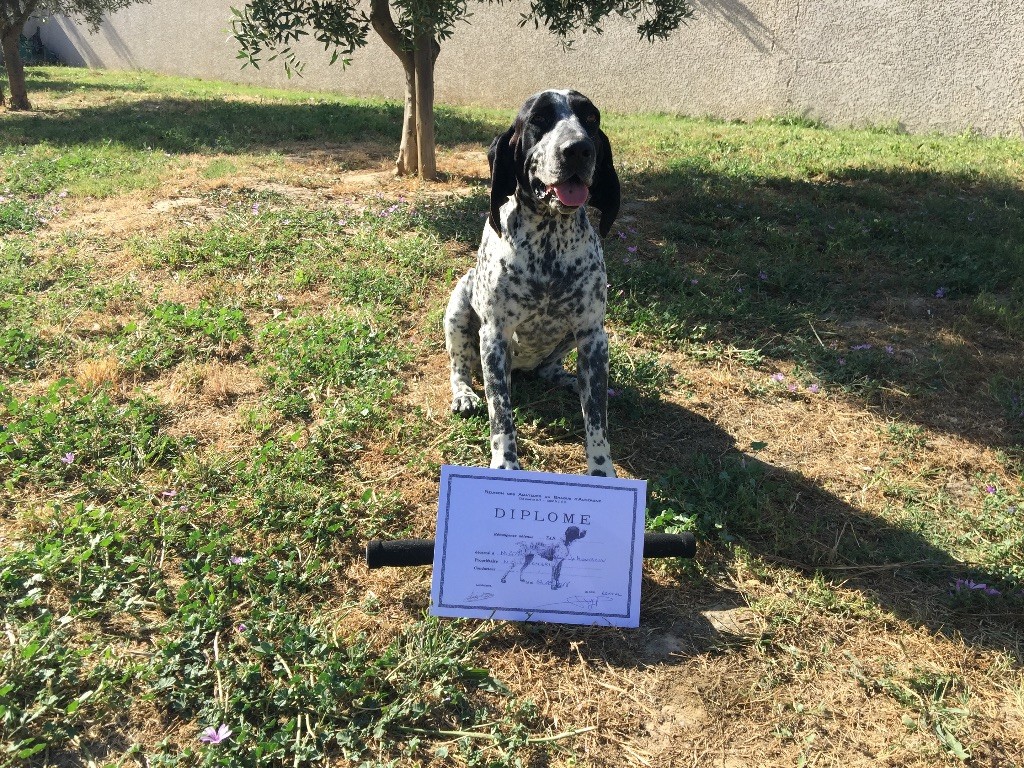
top-left (450, 393), bottom-right (482, 417)
top-left (491, 460), bottom-right (523, 471)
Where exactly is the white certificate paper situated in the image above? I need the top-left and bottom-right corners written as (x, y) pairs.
top-left (430, 466), bottom-right (647, 627)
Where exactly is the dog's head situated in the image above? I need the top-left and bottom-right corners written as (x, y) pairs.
top-left (564, 526), bottom-right (587, 545)
top-left (488, 90), bottom-right (620, 238)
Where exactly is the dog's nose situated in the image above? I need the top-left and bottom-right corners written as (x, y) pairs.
top-left (561, 138), bottom-right (594, 169)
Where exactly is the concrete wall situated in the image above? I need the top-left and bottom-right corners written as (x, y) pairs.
top-left (31, 0), bottom-right (1024, 137)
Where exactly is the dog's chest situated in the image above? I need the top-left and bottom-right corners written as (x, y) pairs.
top-left (473, 211), bottom-right (607, 330)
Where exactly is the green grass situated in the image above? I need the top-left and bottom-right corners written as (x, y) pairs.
top-left (2, 67), bottom-right (1023, 767)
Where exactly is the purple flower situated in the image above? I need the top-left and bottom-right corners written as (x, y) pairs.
top-left (161, 489), bottom-right (177, 498)
top-left (787, 383), bottom-right (798, 393)
top-left (935, 287), bottom-right (947, 298)
top-left (885, 345), bottom-right (894, 355)
top-left (200, 724), bottom-right (232, 744)
top-left (618, 231), bottom-right (627, 240)
top-left (758, 270), bottom-right (768, 281)
top-left (952, 579), bottom-right (1001, 597)
top-left (837, 357), bottom-right (846, 366)
top-left (60, 452), bottom-right (76, 465)
top-left (690, 278), bottom-right (699, 285)
top-left (851, 344), bottom-right (872, 351)
top-left (251, 203), bottom-right (260, 214)
top-left (229, 556), bottom-right (247, 565)
top-left (627, 245), bottom-right (638, 253)
top-left (770, 373), bottom-right (785, 382)
top-left (807, 383), bottom-right (820, 394)
top-left (607, 388), bottom-right (620, 398)
top-left (985, 484), bottom-right (997, 494)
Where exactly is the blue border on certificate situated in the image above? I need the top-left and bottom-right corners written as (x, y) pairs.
top-left (434, 469), bottom-right (644, 620)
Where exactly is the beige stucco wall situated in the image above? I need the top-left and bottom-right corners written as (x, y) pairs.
top-left (31, 0), bottom-right (1024, 137)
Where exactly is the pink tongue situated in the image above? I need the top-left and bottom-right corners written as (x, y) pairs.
top-left (551, 181), bottom-right (589, 207)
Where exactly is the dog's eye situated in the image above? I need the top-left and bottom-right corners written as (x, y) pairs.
top-left (531, 112), bottom-right (552, 129)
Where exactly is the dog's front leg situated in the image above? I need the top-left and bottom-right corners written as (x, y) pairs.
top-left (479, 324), bottom-right (521, 470)
top-left (576, 327), bottom-right (615, 477)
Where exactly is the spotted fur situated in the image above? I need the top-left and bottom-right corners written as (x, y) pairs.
top-left (443, 90), bottom-right (620, 476)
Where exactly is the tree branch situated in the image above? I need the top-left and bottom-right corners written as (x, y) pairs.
top-left (2, 0), bottom-right (38, 32)
top-left (369, 0), bottom-right (411, 68)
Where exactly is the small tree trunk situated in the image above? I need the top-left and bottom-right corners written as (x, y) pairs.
top-left (413, 31), bottom-right (436, 181)
top-left (1, 25), bottom-right (31, 111)
top-left (396, 63), bottom-right (418, 177)
top-left (370, 0), bottom-right (420, 177)
top-left (368, 0), bottom-right (440, 180)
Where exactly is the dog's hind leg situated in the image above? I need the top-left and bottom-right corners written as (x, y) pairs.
top-left (444, 270), bottom-right (483, 416)
top-left (533, 334), bottom-right (580, 392)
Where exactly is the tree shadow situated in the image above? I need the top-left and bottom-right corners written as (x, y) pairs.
top-left (692, 0), bottom-right (778, 54)
top-left (606, 161), bottom-right (1024, 451)
top-left (498, 377), bottom-right (1022, 664)
top-left (8, 70), bottom-right (501, 156)
top-left (19, 67), bottom-right (153, 94)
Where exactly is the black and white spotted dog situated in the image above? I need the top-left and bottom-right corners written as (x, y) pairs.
top-left (444, 89), bottom-right (620, 476)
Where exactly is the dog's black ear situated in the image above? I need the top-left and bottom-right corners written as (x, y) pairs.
top-left (564, 525), bottom-right (585, 544)
top-left (588, 129), bottom-right (621, 238)
top-left (488, 125), bottom-right (518, 236)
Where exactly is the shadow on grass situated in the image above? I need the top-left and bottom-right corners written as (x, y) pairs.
top-left (606, 163), bottom-right (1024, 450)
top-left (7, 70), bottom-right (501, 155)
top-left (496, 378), bottom-right (1022, 666)
top-left (17, 66), bottom-right (152, 94)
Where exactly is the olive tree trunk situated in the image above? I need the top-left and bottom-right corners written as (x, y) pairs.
top-left (1, 23), bottom-right (32, 110)
top-left (369, 0), bottom-right (439, 180)
top-left (412, 28), bottom-right (436, 180)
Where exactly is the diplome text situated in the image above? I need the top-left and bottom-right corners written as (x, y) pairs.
top-left (493, 507), bottom-right (592, 525)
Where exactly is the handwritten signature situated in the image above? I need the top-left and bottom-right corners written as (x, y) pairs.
top-left (464, 591), bottom-right (495, 603)
top-left (564, 594), bottom-right (613, 610)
